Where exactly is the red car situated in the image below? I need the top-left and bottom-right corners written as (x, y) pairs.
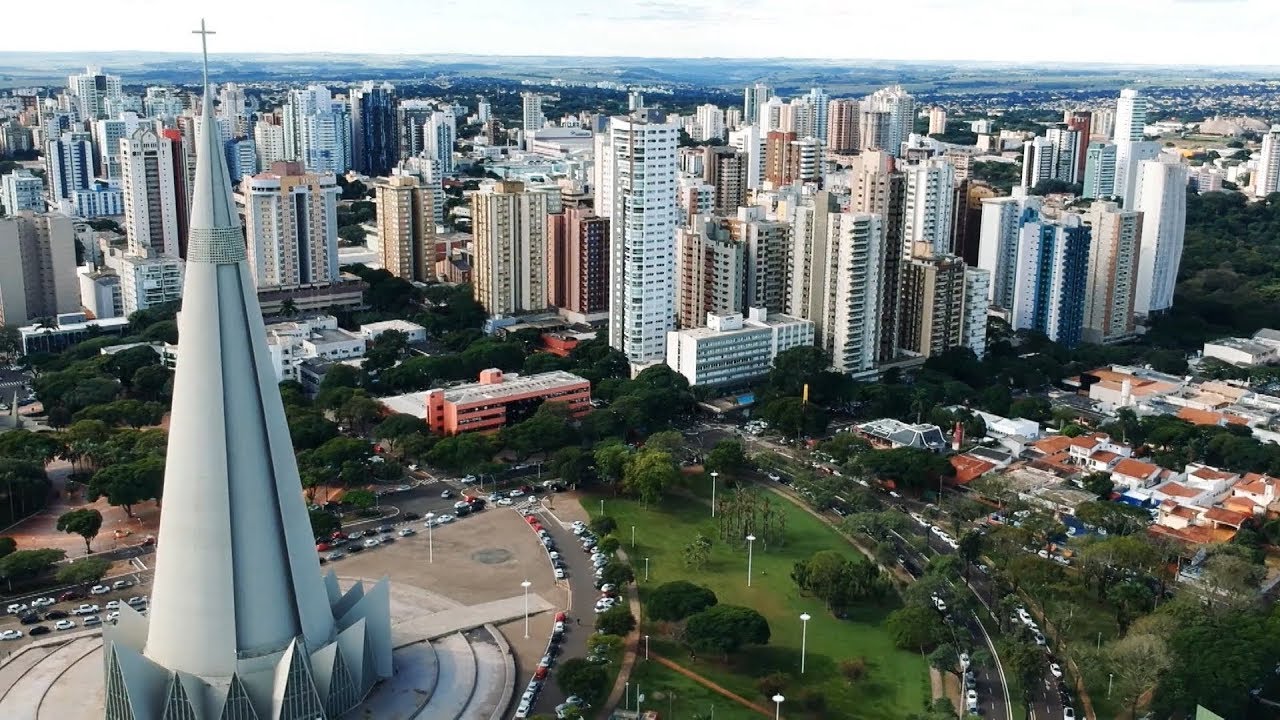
top-left (531, 524), bottom-right (543, 533)
top-left (59, 590), bottom-right (82, 602)
top-left (519, 485), bottom-right (534, 494)
top-left (316, 542), bottom-right (331, 552)
top-left (554, 612), bottom-right (567, 623)
top-left (534, 666), bottom-right (548, 680)
top-left (331, 531), bottom-right (347, 540)
top-left (525, 516), bottom-right (538, 525)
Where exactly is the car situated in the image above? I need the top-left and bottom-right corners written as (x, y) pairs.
top-left (594, 568), bottom-right (606, 579)
top-left (600, 583), bottom-right (616, 593)
top-left (347, 544), bottom-right (364, 553)
top-left (375, 525), bottom-right (394, 534)
top-left (54, 619), bottom-right (76, 631)
top-left (126, 596), bottom-right (147, 607)
top-left (111, 580), bottom-right (133, 591)
top-left (315, 542), bottom-right (331, 552)
top-left (440, 490), bottom-right (452, 498)
top-left (106, 611), bottom-right (119, 623)
top-left (28, 625), bottom-right (50, 636)
top-left (402, 512), bottom-right (421, 521)
top-left (1063, 708), bottom-right (1075, 720)
top-left (31, 597), bottom-right (54, 608)
top-left (347, 531), bottom-right (365, 540)
top-left (326, 551), bottom-right (346, 561)
top-left (766, 472), bottom-right (781, 481)
top-left (553, 621), bottom-right (565, 634)
top-left (959, 652), bottom-right (970, 670)
top-left (534, 665), bottom-right (548, 680)
top-left (496, 497), bottom-right (513, 506)
top-left (966, 689), bottom-right (979, 713)
top-left (437, 514), bottom-right (455, 524)
top-left (329, 531), bottom-right (347, 541)
top-left (397, 527), bottom-right (416, 537)
top-left (362, 538), bottom-right (381, 548)
top-left (565, 695), bottom-right (586, 708)
top-left (7, 603), bottom-right (27, 614)
top-left (509, 489), bottom-right (525, 497)
top-left (19, 612), bottom-right (41, 625)
top-left (105, 600), bottom-right (120, 610)
top-left (453, 500), bottom-right (470, 510)
top-left (83, 615), bottom-right (102, 627)
top-left (514, 700), bottom-right (530, 719)
top-left (455, 505), bottom-right (472, 517)
top-left (555, 611), bottom-right (567, 623)
top-left (538, 654), bottom-right (552, 668)
top-left (1050, 663), bottom-right (1063, 678)
top-left (554, 567), bottom-right (566, 580)
top-left (462, 475), bottom-right (477, 484)
top-left (909, 512), bottom-right (927, 525)
top-left (58, 590), bottom-right (82, 602)
top-left (44, 610), bottom-right (69, 620)
top-left (1034, 632), bottom-right (1047, 646)
top-left (0, 629), bottom-right (22, 640)
top-left (72, 604), bottom-right (99, 615)
top-left (965, 672), bottom-right (976, 690)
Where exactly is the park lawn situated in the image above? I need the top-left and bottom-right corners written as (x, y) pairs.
top-left (628, 660), bottom-right (762, 720)
top-left (588, 491), bottom-right (928, 720)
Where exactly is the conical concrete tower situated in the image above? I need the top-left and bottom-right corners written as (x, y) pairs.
top-left (101, 23), bottom-right (391, 720)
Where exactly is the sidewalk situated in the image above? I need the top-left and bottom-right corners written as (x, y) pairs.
top-left (648, 653), bottom-right (771, 717)
top-left (599, 547), bottom-right (642, 718)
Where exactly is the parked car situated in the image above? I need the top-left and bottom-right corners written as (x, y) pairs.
top-left (72, 604), bottom-right (99, 615)
top-left (28, 625), bottom-right (50, 636)
top-left (58, 590), bottom-right (82, 602)
top-left (402, 512), bottom-right (421, 521)
top-left (31, 597), bottom-right (55, 608)
top-left (6, 603), bottom-right (27, 614)
top-left (0, 629), bottom-right (22, 640)
top-left (1050, 663), bottom-right (1063, 678)
top-left (54, 620), bottom-right (76, 631)
top-left (397, 527), bottom-right (416, 537)
top-left (111, 580), bottom-right (133, 591)
top-left (326, 551), bottom-right (346, 561)
top-left (83, 615), bottom-right (102, 627)
top-left (44, 610), bottom-right (69, 620)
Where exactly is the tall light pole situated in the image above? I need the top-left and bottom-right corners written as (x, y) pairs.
top-left (1108, 672), bottom-right (1114, 698)
top-left (631, 524), bottom-right (636, 548)
top-left (799, 613), bottom-right (811, 674)
top-left (644, 557), bottom-right (649, 582)
top-left (424, 512), bottom-right (435, 563)
top-left (746, 534), bottom-right (756, 587)
top-left (644, 634), bottom-right (650, 660)
top-left (521, 580), bottom-right (532, 639)
top-left (625, 682), bottom-right (630, 711)
top-left (772, 693), bottom-right (784, 720)
top-left (710, 472), bottom-right (718, 516)
top-left (599, 499), bottom-right (604, 516)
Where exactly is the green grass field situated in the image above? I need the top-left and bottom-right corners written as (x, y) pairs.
top-left (588, 488), bottom-right (928, 719)
top-left (627, 660), bottom-right (762, 719)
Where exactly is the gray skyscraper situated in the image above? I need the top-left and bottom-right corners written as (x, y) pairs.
top-left (350, 81), bottom-right (397, 176)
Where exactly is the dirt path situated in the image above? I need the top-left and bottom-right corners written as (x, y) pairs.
top-left (649, 653), bottom-right (772, 717)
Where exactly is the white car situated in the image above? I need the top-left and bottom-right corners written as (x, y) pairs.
top-left (6, 603), bottom-right (27, 615)
top-left (106, 611), bottom-right (119, 623)
top-left (509, 489), bottom-right (525, 498)
top-left (1034, 632), bottom-right (1046, 646)
top-left (83, 615), bottom-right (102, 627)
top-left (1050, 663), bottom-right (1062, 678)
top-left (909, 512), bottom-right (927, 525)
top-left (105, 600), bottom-right (121, 610)
top-left (398, 527), bottom-right (416, 537)
top-left (72, 604), bottom-right (99, 615)
top-left (362, 538), bottom-right (381, 548)
top-left (1063, 709), bottom-right (1075, 720)
top-left (554, 568), bottom-right (566, 580)
top-left (440, 490), bottom-right (452, 498)
top-left (959, 652), bottom-right (970, 670)
top-left (90, 585), bottom-right (110, 595)
top-left (0, 629), bottom-right (22, 640)
top-left (966, 689), bottom-right (978, 712)
top-left (496, 498), bottom-right (513, 506)
top-left (111, 580), bottom-right (133, 591)
top-left (514, 701), bottom-right (531, 718)
top-left (30, 597), bottom-right (55, 608)
top-left (553, 621), bottom-right (565, 634)
top-left (54, 619), bottom-right (76, 631)
top-left (436, 514), bottom-right (455, 524)
top-left (600, 584), bottom-right (616, 593)
top-left (767, 472), bottom-right (781, 481)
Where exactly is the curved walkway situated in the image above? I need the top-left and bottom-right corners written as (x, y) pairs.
top-left (600, 547), bottom-right (643, 715)
top-left (649, 653), bottom-right (771, 717)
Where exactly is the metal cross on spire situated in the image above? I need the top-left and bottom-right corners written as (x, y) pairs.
top-left (192, 19), bottom-right (216, 93)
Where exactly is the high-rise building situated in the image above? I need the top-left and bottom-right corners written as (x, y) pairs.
top-left (1133, 160), bottom-right (1187, 316)
top-left (0, 211), bottom-right (79, 326)
top-left (743, 83), bottom-right (772, 126)
top-left (522, 92), bottom-right (544, 135)
top-left (598, 115), bottom-right (679, 364)
top-left (102, 63), bottom-right (391, 716)
top-left (224, 137), bottom-right (257, 181)
top-left (977, 191), bottom-right (1042, 310)
top-left (1082, 200), bottom-right (1141, 344)
top-left (821, 212), bottom-right (884, 377)
top-left (728, 124), bottom-right (765, 190)
top-left (758, 96), bottom-right (785, 132)
top-left (703, 146), bottom-right (748, 216)
top-left (676, 217), bottom-right (745, 328)
top-left (143, 87), bottom-right (186, 120)
top-left (1082, 142), bottom-right (1117, 198)
top-left (240, 161), bottom-right (341, 290)
top-left (92, 113), bottom-right (143, 186)
top-left (928, 107), bottom-right (948, 135)
top-left (104, 247), bottom-right (185, 316)
top-left (254, 121), bottom-right (285, 169)
top-left (45, 131), bottom-right (94, 203)
top-left (120, 127), bottom-right (181, 258)
top-left (950, 179), bottom-right (997, 266)
top-left (375, 175), bottom-right (435, 282)
top-left (426, 111), bottom-right (456, 175)
top-left (396, 99), bottom-right (435, 160)
top-left (283, 85), bottom-right (351, 174)
top-left (962, 268), bottom-right (990, 358)
top-left (850, 152), bottom-right (906, 361)
top-left (67, 66), bottom-right (122, 120)
top-left (787, 191), bottom-right (839, 333)
top-left (806, 87), bottom-right (830, 142)
top-left (1091, 108), bottom-right (1116, 140)
top-left (1114, 89), bottom-right (1147, 142)
top-left (349, 81), bottom-right (397, 176)
top-left (1114, 140), bottom-right (1161, 210)
top-left (1, 170), bottom-right (45, 215)
top-left (861, 85), bottom-right (915, 157)
top-left (1067, 111), bottom-right (1093, 179)
top-left (666, 308), bottom-right (814, 388)
top-left (898, 249), bottom-right (966, 358)
top-left (394, 155), bottom-right (445, 229)
top-left (726, 206), bottom-right (790, 315)
top-left (826, 99), bottom-right (859, 153)
top-left (157, 128), bottom-right (192, 257)
top-left (217, 82), bottom-right (246, 118)
top-left (695, 104), bottom-right (725, 142)
top-left (548, 207), bottom-right (609, 321)
top-left (902, 157), bottom-right (957, 258)
top-left (471, 181), bottom-right (548, 316)
top-left (764, 130), bottom-right (798, 187)
top-left (1046, 127), bottom-right (1082, 184)
top-left (725, 106), bottom-right (743, 131)
top-left (1011, 213), bottom-right (1091, 347)
top-left (1023, 129), bottom-right (1081, 190)
top-left (1255, 125), bottom-right (1280, 199)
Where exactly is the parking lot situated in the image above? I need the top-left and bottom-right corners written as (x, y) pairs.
top-left (0, 568), bottom-right (150, 654)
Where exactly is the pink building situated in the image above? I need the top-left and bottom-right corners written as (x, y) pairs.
top-left (424, 369), bottom-right (590, 435)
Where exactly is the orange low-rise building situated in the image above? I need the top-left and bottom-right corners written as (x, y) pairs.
top-left (421, 369), bottom-right (591, 435)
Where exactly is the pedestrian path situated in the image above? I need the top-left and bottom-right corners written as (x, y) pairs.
top-left (648, 653), bottom-right (772, 717)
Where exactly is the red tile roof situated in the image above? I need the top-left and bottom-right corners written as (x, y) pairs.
top-left (1032, 435), bottom-right (1074, 455)
top-left (1114, 458), bottom-right (1160, 478)
top-left (1177, 407), bottom-right (1249, 427)
top-left (1203, 507), bottom-right (1250, 527)
top-left (1159, 482), bottom-right (1201, 498)
top-left (949, 455), bottom-right (996, 485)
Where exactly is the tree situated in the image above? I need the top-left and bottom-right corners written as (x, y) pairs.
top-left (839, 657), bottom-right (868, 682)
top-left (556, 658), bottom-right (609, 705)
top-left (1000, 638), bottom-right (1046, 705)
top-left (86, 458), bottom-right (162, 517)
top-left (704, 439), bottom-right (747, 478)
top-left (590, 515), bottom-right (618, 535)
top-left (310, 508), bottom-right (340, 539)
top-left (548, 447), bottom-right (591, 486)
top-left (289, 412), bottom-right (339, 451)
top-left (0, 548), bottom-right (65, 582)
top-left (684, 605), bottom-right (770, 658)
top-left (1081, 471), bottom-right (1115, 499)
top-left (55, 508), bottom-right (103, 553)
top-left (760, 396), bottom-right (829, 438)
top-left (501, 402), bottom-right (579, 458)
top-left (0, 536), bottom-right (14, 558)
top-left (593, 443), bottom-right (631, 486)
top-left (886, 605), bottom-right (947, 651)
top-left (1108, 579), bottom-right (1153, 633)
top-left (373, 413), bottom-right (428, 444)
top-left (597, 536), bottom-right (620, 555)
top-left (645, 581), bottom-right (718, 621)
top-left (682, 533), bottom-right (713, 570)
top-left (957, 530), bottom-right (984, 575)
top-left (791, 549), bottom-right (891, 614)
top-left (622, 450), bottom-right (678, 505)
top-left (595, 604), bottom-right (636, 635)
top-left (131, 364), bottom-right (171, 402)
top-left (1108, 632), bottom-right (1171, 718)
top-left (928, 644), bottom-right (960, 677)
top-left (55, 555), bottom-right (110, 586)
top-left (1074, 501), bottom-right (1150, 536)
top-left (344, 489), bottom-right (377, 510)
top-left (644, 430), bottom-right (683, 454)
top-left (601, 562), bottom-right (635, 587)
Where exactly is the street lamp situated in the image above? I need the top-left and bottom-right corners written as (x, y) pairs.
top-left (710, 472), bottom-right (719, 517)
top-left (644, 557), bottom-right (650, 582)
top-left (772, 693), bottom-right (784, 720)
top-left (631, 524), bottom-right (636, 548)
top-left (599, 499), bottom-right (604, 516)
top-left (424, 512), bottom-right (435, 564)
top-left (625, 682), bottom-right (630, 711)
top-left (644, 634), bottom-right (650, 660)
top-left (799, 613), bottom-right (811, 674)
top-left (521, 580), bottom-right (532, 639)
top-left (746, 534), bottom-right (756, 587)
top-left (1108, 672), bottom-right (1114, 698)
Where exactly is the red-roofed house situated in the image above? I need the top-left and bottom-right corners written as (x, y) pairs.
top-left (1231, 472), bottom-right (1280, 519)
top-left (949, 454), bottom-right (997, 485)
top-left (1152, 463), bottom-right (1250, 542)
top-left (1111, 458), bottom-right (1165, 492)
top-left (1176, 406), bottom-right (1250, 428)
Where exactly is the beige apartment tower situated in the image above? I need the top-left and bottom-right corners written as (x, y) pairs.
top-left (472, 181), bottom-right (548, 316)
top-left (1083, 200), bottom-right (1142, 343)
top-left (0, 211), bottom-right (79, 326)
top-left (240, 161), bottom-right (341, 290)
top-left (375, 175), bottom-right (436, 282)
top-left (827, 99), bottom-right (860, 153)
top-left (702, 146), bottom-right (748, 216)
top-left (898, 246), bottom-right (967, 358)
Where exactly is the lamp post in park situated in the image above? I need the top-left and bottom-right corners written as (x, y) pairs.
top-left (799, 613), bottom-right (811, 674)
top-left (521, 580), bottom-right (532, 639)
top-left (772, 693), bottom-right (784, 720)
top-left (710, 472), bottom-right (718, 516)
top-left (746, 534), bottom-right (756, 587)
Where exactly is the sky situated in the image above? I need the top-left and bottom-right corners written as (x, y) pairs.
top-left (10, 0), bottom-right (1280, 67)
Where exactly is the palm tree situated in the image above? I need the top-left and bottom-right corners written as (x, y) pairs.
top-left (279, 298), bottom-right (299, 318)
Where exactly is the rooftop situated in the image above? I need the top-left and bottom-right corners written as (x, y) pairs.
top-left (1113, 458), bottom-right (1161, 478)
top-left (437, 370), bottom-right (588, 406)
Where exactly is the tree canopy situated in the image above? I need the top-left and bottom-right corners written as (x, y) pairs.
top-left (683, 604), bottom-right (771, 657)
top-left (56, 508), bottom-right (103, 553)
top-left (645, 581), bottom-right (718, 621)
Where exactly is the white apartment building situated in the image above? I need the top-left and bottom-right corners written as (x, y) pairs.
top-left (283, 86), bottom-right (351, 175)
top-left (962, 268), bottom-right (991, 358)
top-left (93, 113), bottom-right (143, 187)
top-left (103, 248), bottom-right (184, 316)
top-left (822, 212), bottom-right (884, 377)
top-left (68, 187), bottom-right (124, 218)
top-left (599, 116), bottom-right (679, 365)
top-left (522, 92), bottom-right (545, 135)
top-left (254, 123), bottom-right (285, 170)
top-left (360, 319), bottom-right (427, 344)
top-left (120, 127), bottom-right (181, 258)
top-left (1255, 125), bottom-right (1280, 199)
top-left (68, 67), bottom-right (122, 120)
top-left (903, 157), bottom-right (956, 257)
top-left (240, 163), bottom-right (340, 290)
top-left (695, 104), bottom-right (725, 142)
top-left (1, 171), bottom-right (45, 215)
top-left (862, 85), bottom-right (915, 157)
top-left (1133, 160), bottom-right (1188, 316)
top-left (471, 180), bottom-right (548, 316)
top-left (666, 308), bottom-right (814, 387)
top-left (46, 132), bottom-right (94, 203)
top-left (1082, 142), bottom-right (1117, 198)
top-left (743, 83), bottom-right (772, 126)
top-left (1114, 89), bottom-right (1147, 143)
top-left (166, 314), bottom-right (364, 383)
top-left (426, 111), bottom-right (457, 175)
top-left (143, 87), bottom-right (185, 120)
top-left (728, 124), bottom-right (765, 190)
top-left (807, 88), bottom-right (830, 142)
top-left (1114, 140), bottom-right (1161, 210)
top-left (978, 191), bottom-right (1042, 310)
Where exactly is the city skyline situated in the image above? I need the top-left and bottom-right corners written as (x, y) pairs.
top-left (10, 0), bottom-right (1280, 67)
